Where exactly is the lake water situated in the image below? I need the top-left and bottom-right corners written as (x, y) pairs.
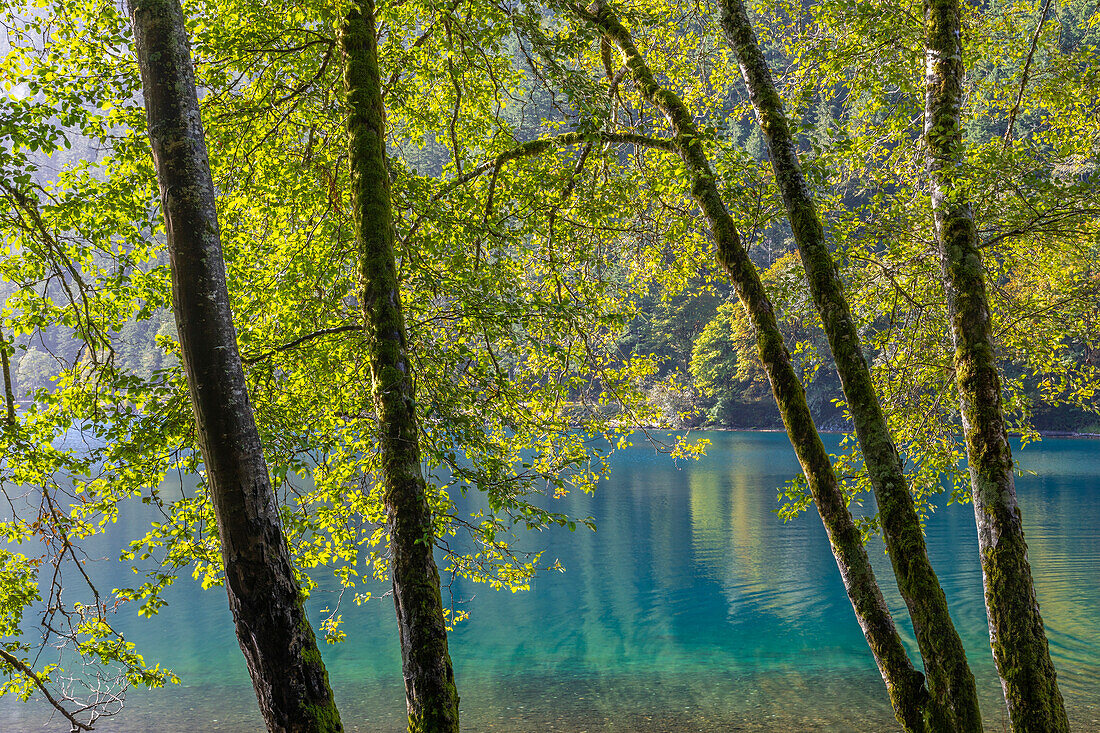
top-left (2, 432), bottom-right (1098, 731)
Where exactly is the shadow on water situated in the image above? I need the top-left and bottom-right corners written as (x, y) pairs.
top-left (2, 432), bottom-right (1098, 731)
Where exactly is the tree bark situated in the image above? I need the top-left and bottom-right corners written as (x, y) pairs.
top-left (577, 3), bottom-right (930, 729)
top-left (1, 327), bottom-right (14, 427)
top-left (719, 2), bottom-right (982, 729)
top-left (339, 2), bottom-right (460, 731)
top-left (127, 2), bottom-right (343, 731)
top-left (923, 0), bottom-right (1069, 729)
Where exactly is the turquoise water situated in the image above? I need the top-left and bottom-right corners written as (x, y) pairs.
top-left (2, 432), bottom-right (1098, 731)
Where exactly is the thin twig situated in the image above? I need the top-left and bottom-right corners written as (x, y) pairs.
top-left (0, 649), bottom-right (95, 731)
top-left (1003, 0), bottom-right (1054, 146)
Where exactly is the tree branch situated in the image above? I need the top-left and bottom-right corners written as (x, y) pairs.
top-left (1003, 0), bottom-right (1054, 146)
top-left (438, 131), bottom-right (675, 196)
top-left (0, 180), bottom-right (109, 358)
top-left (241, 324), bottom-right (361, 364)
top-left (400, 130), bottom-right (675, 247)
top-left (0, 649), bottom-right (95, 731)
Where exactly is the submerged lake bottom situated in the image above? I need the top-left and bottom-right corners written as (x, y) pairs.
top-left (3, 432), bottom-right (1099, 731)
top-left (20, 668), bottom-right (1100, 732)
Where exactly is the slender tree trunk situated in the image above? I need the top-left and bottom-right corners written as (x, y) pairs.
top-left (577, 3), bottom-right (929, 729)
top-left (127, 2), bottom-right (343, 731)
top-left (719, 2), bottom-right (981, 729)
top-left (1, 327), bottom-right (14, 427)
top-left (923, 0), bottom-right (1069, 729)
top-left (339, 3), bottom-right (460, 731)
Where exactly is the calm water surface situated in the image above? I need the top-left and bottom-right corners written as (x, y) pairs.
top-left (3, 432), bottom-right (1098, 731)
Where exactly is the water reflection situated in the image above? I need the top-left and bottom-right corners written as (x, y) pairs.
top-left (2, 433), bottom-right (1098, 731)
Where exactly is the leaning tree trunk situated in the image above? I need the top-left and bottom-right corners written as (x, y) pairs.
top-left (923, 0), bottom-right (1068, 730)
top-left (719, 2), bottom-right (981, 729)
top-left (127, 1), bottom-right (343, 731)
top-left (577, 3), bottom-right (929, 729)
top-left (339, 2), bottom-right (460, 731)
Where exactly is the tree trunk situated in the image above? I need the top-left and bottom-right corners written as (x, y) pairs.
top-left (923, 0), bottom-right (1069, 729)
top-left (339, 2), bottom-right (461, 731)
top-left (127, 2), bottom-right (343, 731)
top-left (719, 2), bottom-right (981, 729)
top-left (578, 3), bottom-right (930, 729)
top-left (1, 327), bottom-right (14, 427)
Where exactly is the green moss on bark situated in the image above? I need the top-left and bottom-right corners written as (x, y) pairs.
top-left (583, 3), bottom-right (930, 729)
top-left (340, 2), bottom-right (460, 731)
top-left (923, 0), bottom-right (1069, 728)
top-left (130, 1), bottom-right (345, 730)
top-left (718, 1), bottom-right (982, 728)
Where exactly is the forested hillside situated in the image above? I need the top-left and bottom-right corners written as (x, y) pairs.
top-left (5, 8), bottom-right (1094, 435)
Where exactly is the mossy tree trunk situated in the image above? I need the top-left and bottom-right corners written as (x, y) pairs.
top-left (719, 2), bottom-right (981, 729)
top-left (339, 2), bottom-right (460, 731)
top-left (577, 3), bottom-right (929, 729)
top-left (127, 1), bottom-right (343, 731)
top-left (1, 328), bottom-right (14, 427)
top-left (923, 0), bottom-right (1068, 729)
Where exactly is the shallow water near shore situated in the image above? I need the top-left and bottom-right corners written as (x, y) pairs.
top-left (3, 432), bottom-right (1099, 731)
